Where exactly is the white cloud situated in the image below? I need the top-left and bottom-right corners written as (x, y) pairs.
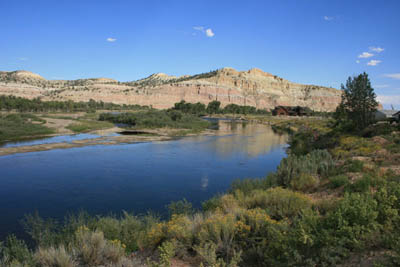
top-left (377, 95), bottom-right (400, 107)
top-left (384, 73), bottom-right (400, 80)
top-left (374, 84), bottom-right (389, 88)
top-left (356, 60), bottom-right (360, 64)
top-left (358, 52), bottom-right (374, 58)
top-left (193, 26), bottom-right (215, 37)
top-left (18, 57), bottom-right (28, 61)
top-left (367, 59), bottom-right (381, 66)
top-left (369, 46), bottom-right (384, 53)
top-left (193, 26), bottom-right (204, 31)
top-left (205, 28), bottom-right (215, 37)
top-left (106, 37), bottom-right (116, 42)
top-left (323, 16), bottom-right (333, 21)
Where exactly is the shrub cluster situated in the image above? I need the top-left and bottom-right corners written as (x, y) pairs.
top-left (0, 95), bottom-right (147, 113)
top-left (99, 110), bottom-right (210, 130)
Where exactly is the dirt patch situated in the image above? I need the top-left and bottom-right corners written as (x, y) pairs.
top-left (43, 117), bottom-right (76, 134)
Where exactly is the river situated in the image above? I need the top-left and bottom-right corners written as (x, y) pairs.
top-left (0, 120), bottom-right (287, 240)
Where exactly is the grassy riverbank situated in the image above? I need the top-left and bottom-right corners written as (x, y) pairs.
top-left (0, 114), bottom-right (55, 143)
top-left (2, 115), bottom-right (400, 266)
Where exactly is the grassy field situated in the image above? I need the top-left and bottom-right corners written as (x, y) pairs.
top-left (0, 114), bottom-right (54, 143)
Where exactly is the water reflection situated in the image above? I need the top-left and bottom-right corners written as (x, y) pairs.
top-left (182, 120), bottom-right (288, 158)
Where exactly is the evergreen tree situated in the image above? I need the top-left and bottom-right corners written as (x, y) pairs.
top-left (336, 72), bottom-right (378, 131)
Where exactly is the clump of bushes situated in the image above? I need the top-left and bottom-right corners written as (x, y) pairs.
top-left (99, 110), bottom-right (210, 130)
top-left (328, 175), bottom-right (349, 189)
top-left (243, 187), bottom-right (312, 220)
top-left (271, 149), bottom-right (335, 190)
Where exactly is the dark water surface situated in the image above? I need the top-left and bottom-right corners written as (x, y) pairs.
top-left (0, 120), bottom-right (287, 240)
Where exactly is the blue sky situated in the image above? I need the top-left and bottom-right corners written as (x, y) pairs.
top-left (0, 0), bottom-right (399, 107)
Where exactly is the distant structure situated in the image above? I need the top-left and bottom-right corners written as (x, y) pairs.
top-left (272, 106), bottom-right (312, 116)
top-left (393, 111), bottom-right (400, 122)
top-left (375, 109), bottom-right (399, 121)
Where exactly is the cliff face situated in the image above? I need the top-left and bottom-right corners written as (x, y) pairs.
top-left (0, 68), bottom-right (342, 111)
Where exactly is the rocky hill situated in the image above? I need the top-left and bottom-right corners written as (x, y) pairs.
top-left (0, 68), bottom-right (342, 111)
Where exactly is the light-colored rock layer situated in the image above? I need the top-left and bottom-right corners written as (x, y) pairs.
top-left (0, 68), bottom-right (342, 111)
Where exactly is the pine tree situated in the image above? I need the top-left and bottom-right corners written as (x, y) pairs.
top-left (337, 72), bottom-right (378, 131)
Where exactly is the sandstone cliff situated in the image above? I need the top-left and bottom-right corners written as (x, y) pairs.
top-left (0, 68), bottom-right (342, 111)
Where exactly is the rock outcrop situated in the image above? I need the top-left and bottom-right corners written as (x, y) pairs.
top-left (0, 68), bottom-right (343, 111)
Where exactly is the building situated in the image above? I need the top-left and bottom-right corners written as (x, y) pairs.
top-left (375, 110), bottom-right (399, 121)
top-left (393, 111), bottom-right (400, 122)
top-left (272, 106), bottom-right (312, 116)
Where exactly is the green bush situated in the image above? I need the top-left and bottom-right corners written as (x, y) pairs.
top-left (325, 192), bottom-right (379, 251)
top-left (167, 199), bottom-right (194, 217)
top-left (345, 159), bottom-right (364, 172)
top-left (244, 187), bottom-right (312, 220)
top-left (229, 177), bottom-right (272, 195)
top-left (346, 174), bottom-right (382, 193)
top-left (275, 150), bottom-right (335, 188)
top-left (328, 175), bottom-right (349, 189)
top-left (0, 235), bottom-right (32, 265)
top-left (202, 195), bottom-right (223, 212)
top-left (290, 173), bottom-right (319, 192)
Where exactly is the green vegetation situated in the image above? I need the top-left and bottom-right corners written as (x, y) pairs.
top-left (0, 113), bottom-right (54, 143)
top-left (66, 120), bottom-right (114, 133)
top-left (1, 73), bottom-right (400, 266)
top-left (334, 72), bottom-right (378, 131)
top-left (172, 100), bottom-right (269, 116)
top-left (0, 95), bottom-right (148, 113)
top-left (99, 110), bottom-right (210, 131)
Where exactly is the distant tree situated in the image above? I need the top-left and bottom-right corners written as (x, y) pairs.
top-left (206, 100), bottom-right (221, 114)
top-left (335, 72), bottom-right (378, 131)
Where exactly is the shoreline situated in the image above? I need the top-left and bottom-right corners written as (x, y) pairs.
top-left (0, 128), bottom-right (221, 156)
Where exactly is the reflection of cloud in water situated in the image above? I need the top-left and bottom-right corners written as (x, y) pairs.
top-left (201, 175), bottom-right (209, 190)
top-left (210, 121), bottom-right (288, 158)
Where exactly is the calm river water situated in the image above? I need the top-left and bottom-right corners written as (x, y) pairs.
top-left (0, 120), bottom-right (287, 240)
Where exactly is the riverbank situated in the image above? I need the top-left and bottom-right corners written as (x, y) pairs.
top-left (0, 110), bottom-right (217, 156)
top-left (2, 115), bottom-right (399, 266)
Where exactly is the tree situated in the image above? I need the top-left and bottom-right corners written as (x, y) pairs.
top-left (335, 72), bottom-right (378, 131)
top-left (206, 100), bottom-right (221, 114)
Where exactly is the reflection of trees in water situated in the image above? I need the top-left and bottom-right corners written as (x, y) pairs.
top-left (212, 121), bottom-right (287, 158)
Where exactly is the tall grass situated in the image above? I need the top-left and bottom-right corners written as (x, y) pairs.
top-left (0, 114), bottom-right (54, 143)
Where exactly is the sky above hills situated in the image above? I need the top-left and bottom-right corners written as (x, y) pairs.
top-left (0, 0), bottom-right (399, 108)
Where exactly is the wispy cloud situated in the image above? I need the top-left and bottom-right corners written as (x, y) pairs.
top-left (358, 52), bottom-right (374, 58)
top-left (384, 73), bottom-right (400, 80)
top-left (367, 59), bottom-right (381, 66)
top-left (374, 84), bottom-right (389, 89)
top-left (106, 37), bottom-right (116, 42)
top-left (18, 57), bottom-right (28, 61)
top-left (369, 46), bottom-right (384, 53)
top-left (193, 26), bottom-right (204, 31)
top-left (377, 95), bottom-right (400, 107)
top-left (323, 16), bottom-right (334, 21)
top-left (356, 60), bottom-right (360, 64)
top-left (193, 26), bottom-right (215, 37)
